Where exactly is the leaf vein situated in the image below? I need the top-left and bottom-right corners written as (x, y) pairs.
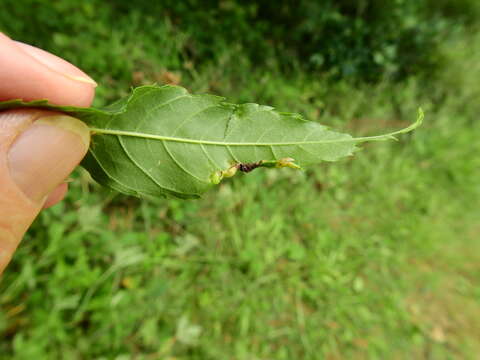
top-left (117, 136), bottom-right (180, 194)
top-left (89, 147), bottom-right (140, 195)
top-left (170, 105), bottom-right (219, 137)
top-left (200, 144), bottom-right (222, 169)
top-left (161, 141), bottom-right (206, 183)
top-left (91, 129), bottom-right (365, 146)
top-left (226, 145), bottom-right (240, 163)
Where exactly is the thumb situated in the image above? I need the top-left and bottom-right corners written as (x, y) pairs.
top-left (0, 109), bottom-right (90, 274)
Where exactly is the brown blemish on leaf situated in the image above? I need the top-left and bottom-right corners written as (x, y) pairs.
top-left (210, 158), bottom-right (301, 184)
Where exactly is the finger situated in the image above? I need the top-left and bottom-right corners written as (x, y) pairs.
top-left (0, 109), bottom-right (90, 274)
top-left (43, 183), bottom-right (69, 209)
top-left (0, 33), bottom-right (96, 107)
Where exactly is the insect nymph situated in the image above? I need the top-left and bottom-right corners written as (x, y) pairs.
top-left (237, 161), bottom-right (262, 173)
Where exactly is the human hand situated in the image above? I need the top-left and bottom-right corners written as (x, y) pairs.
top-left (0, 33), bottom-right (96, 274)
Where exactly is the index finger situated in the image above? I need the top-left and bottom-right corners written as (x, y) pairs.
top-left (0, 33), bottom-right (96, 107)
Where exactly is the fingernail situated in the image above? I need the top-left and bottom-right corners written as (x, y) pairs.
top-left (14, 41), bottom-right (97, 87)
top-left (8, 115), bottom-right (90, 203)
top-left (64, 74), bottom-right (98, 86)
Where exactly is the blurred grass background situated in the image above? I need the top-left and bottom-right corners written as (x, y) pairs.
top-left (0, 1), bottom-right (479, 359)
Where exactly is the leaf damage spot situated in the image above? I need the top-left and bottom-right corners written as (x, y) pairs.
top-left (209, 158), bottom-right (301, 184)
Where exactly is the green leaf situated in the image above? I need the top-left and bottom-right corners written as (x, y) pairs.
top-left (0, 85), bottom-right (423, 199)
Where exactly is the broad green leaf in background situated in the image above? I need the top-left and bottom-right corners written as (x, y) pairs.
top-left (0, 85), bottom-right (423, 199)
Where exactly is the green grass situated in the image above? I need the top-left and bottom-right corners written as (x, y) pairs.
top-left (1, 10), bottom-right (480, 360)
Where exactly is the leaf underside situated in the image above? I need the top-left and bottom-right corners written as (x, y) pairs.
top-left (0, 85), bottom-right (422, 199)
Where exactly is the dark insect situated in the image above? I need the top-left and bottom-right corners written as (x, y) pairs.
top-left (237, 161), bottom-right (262, 173)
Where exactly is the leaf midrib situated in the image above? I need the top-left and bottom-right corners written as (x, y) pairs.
top-left (89, 124), bottom-right (416, 146)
